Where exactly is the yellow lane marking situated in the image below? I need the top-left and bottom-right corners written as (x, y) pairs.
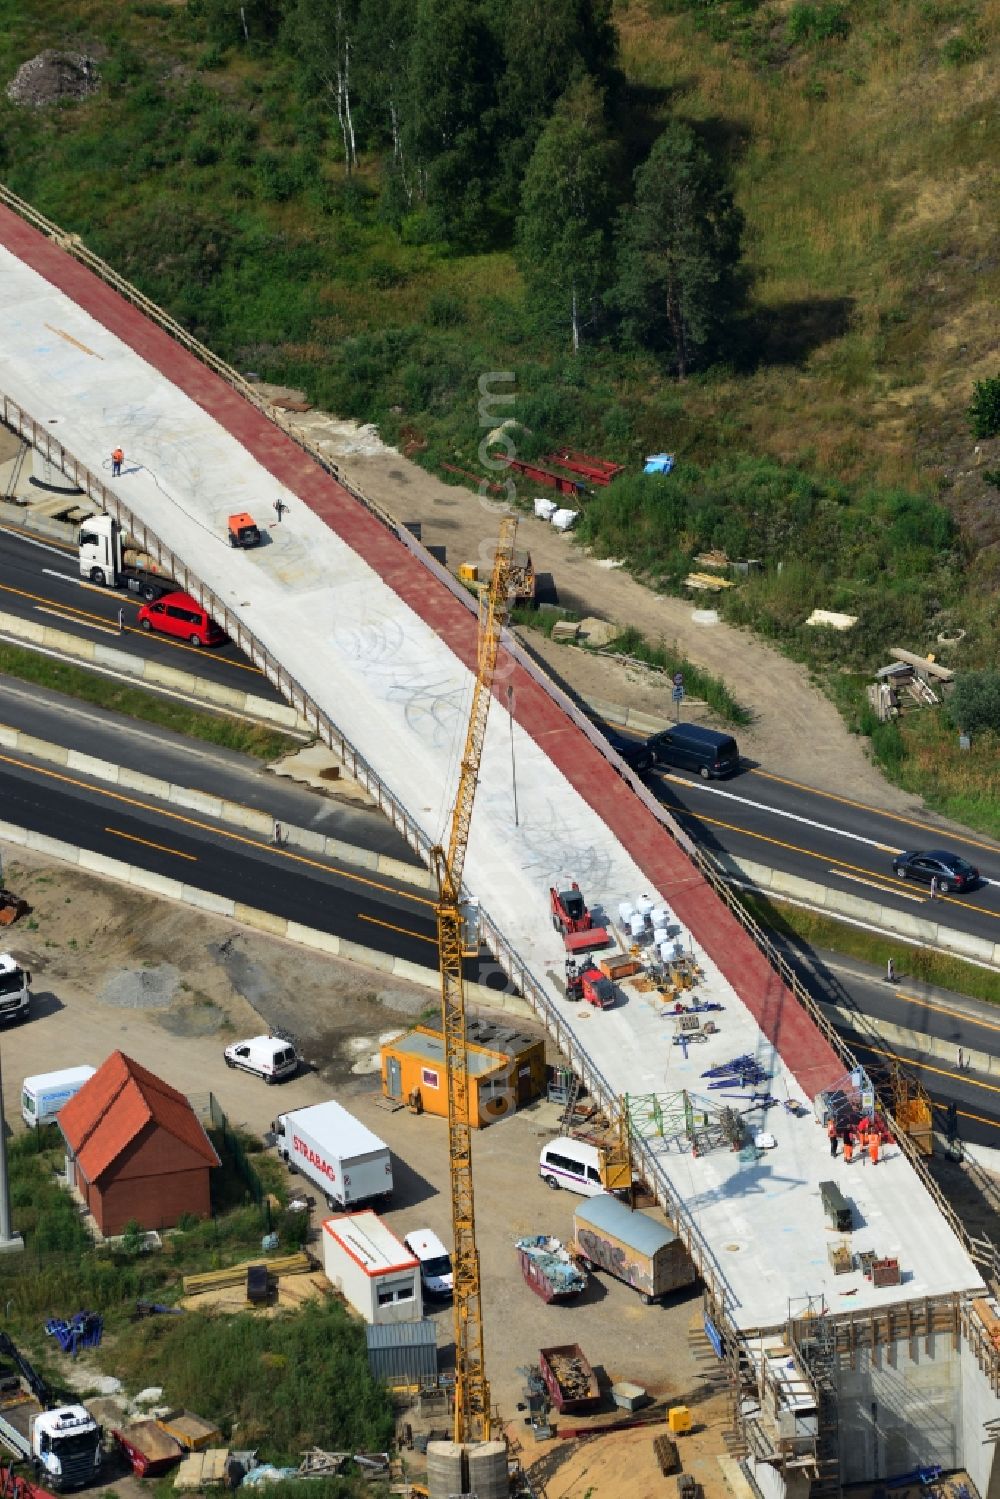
top-left (749, 766), bottom-right (1000, 857)
top-left (0, 578), bottom-right (264, 677)
top-left (0, 749), bottom-right (436, 909)
top-left (676, 808), bottom-right (1000, 926)
top-left (953, 1107), bottom-right (1000, 1131)
top-left (853, 1041), bottom-right (1000, 1096)
top-left (357, 912), bottom-right (437, 946)
top-left (35, 605), bottom-right (121, 637)
top-left (106, 826), bottom-right (197, 861)
top-left (895, 990), bottom-right (1000, 1035)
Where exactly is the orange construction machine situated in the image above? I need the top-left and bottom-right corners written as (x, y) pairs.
top-left (228, 512), bottom-right (262, 548)
top-left (549, 882), bottom-right (609, 954)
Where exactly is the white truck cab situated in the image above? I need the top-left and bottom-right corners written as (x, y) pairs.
top-left (78, 514), bottom-right (168, 599)
top-left (0, 953), bottom-right (31, 1024)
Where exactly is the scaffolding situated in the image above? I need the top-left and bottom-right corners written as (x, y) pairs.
top-left (625, 1090), bottom-right (747, 1155)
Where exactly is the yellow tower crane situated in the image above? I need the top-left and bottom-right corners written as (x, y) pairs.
top-left (432, 514), bottom-right (519, 1446)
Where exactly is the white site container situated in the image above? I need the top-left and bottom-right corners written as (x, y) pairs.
top-left (533, 497), bottom-right (558, 521)
top-left (628, 913), bottom-right (647, 939)
top-left (650, 905), bottom-right (670, 928)
top-left (322, 1211), bottom-right (423, 1325)
top-left (635, 896), bottom-right (654, 918)
top-left (652, 926), bottom-right (668, 948)
top-left (617, 901), bottom-right (635, 926)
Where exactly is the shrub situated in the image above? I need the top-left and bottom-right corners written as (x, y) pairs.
top-left (968, 376), bottom-right (1000, 439)
top-left (427, 291), bottom-right (467, 327)
top-left (787, 3), bottom-right (851, 43)
top-left (941, 34), bottom-right (983, 65)
top-left (949, 670), bottom-right (1000, 734)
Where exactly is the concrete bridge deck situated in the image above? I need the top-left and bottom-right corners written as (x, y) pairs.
top-left (0, 200), bottom-right (984, 1333)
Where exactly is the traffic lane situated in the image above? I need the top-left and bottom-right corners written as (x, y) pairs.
top-left (843, 1034), bottom-right (1000, 1149)
top-left (598, 716), bottom-right (1000, 884)
top-left (651, 766), bottom-right (1000, 895)
top-left (0, 674), bottom-right (423, 866)
top-left (0, 523), bottom-right (282, 697)
top-left (0, 760), bottom-right (441, 970)
top-left (660, 798), bottom-right (1000, 943)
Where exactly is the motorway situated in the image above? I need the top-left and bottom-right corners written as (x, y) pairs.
top-left (0, 520), bottom-right (283, 700)
top-left (3, 523), bottom-right (998, 951)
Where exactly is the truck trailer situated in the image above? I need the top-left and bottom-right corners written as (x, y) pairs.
top-left (0, 1336), bottom-right (101, 1491)
top-left (272, 1100), bottom-right (393, 1212)
top-left (572, 1194), bottom-right (696, 1304)
top-left (0, 955), bottom-right (31, 1025)
top-left (78, 514), bottom-right (171, 599)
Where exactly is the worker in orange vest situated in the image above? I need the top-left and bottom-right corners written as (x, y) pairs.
top-left (111, 447), bottom-right (124, 477)
top-left (826, 1117), bottom-right (838, 1157)
top-left (843, 1132), bottom-right (854, 1165)
top-left (868, 1134), bottom-right (880, 1166)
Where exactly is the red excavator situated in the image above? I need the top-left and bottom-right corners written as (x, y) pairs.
top-left (565, 958), bottom-right (615, 1009)
top-left (549, 882), bottom-right (609, 954)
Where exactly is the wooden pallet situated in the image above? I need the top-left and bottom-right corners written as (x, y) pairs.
top-left (182, 1251), bottom-right (312, 1296)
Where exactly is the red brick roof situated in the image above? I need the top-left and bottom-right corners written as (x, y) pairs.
top-left (58, 1051), bottom-right (219, 1183)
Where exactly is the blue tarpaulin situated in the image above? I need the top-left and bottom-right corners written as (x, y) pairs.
top-left (644, 453), bottom-right (675, 475)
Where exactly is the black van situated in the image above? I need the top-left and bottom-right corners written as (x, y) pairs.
top-left (647, 722), bottom-right (740, 779)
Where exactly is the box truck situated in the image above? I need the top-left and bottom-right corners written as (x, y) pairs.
top-left (21, 1066), bottom-right (96, 1129)
top-left (273, 1100), bottom-right (393, 1211)
top-left (0, 954), bottom-right (31, 1024)
top-left (572, 1193), bottom-right (696, 1304)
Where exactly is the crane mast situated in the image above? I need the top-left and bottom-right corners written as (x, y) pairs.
top-left (433, 514), bottom-right (518, 1446)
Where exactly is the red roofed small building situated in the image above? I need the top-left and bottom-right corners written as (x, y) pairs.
top-left (58, 1051), bottom-right (219, 1235)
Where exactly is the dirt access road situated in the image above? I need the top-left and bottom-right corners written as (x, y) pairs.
top-left (279, 394), bottom-right (915, 810)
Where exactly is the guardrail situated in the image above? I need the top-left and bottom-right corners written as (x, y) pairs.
top-left (1, 182), bottom-right (992, 1323)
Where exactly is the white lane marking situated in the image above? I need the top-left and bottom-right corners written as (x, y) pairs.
top-left (657, 770), bottom-right (999, 888)
top-left (34, 606), bottom-right (122, 637)
top-left (41, 566), bottom-right (78, 582)
top-left (829, 868), bottom-right (926, 902)
top-left (0, 525), bottom-right (72, 558)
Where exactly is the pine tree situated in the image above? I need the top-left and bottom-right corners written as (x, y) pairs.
top-left (615, 122), bottom-right (746, 377)
top-left (516, 78), bottom-right (617, 355)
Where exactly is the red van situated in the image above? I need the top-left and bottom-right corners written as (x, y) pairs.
top-left (137, 591), bottom-right (227, 648)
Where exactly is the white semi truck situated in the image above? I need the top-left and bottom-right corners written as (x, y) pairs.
top-left (273, 1100), bottom-right (393, 1212)
top-left (77, 514), bottom-right (171, 600)
top-left (0, 954), bottom-right (31, 1024)
top-left (0, 1335), bottom-right (102, 1490)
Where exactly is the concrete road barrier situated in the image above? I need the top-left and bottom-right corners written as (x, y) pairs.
top-left (0, 605), bottom-right (309, 731)
top-left (0, 819), bottom-right (528, 1017)
top-left (0, 719), bottom-right (433, 889)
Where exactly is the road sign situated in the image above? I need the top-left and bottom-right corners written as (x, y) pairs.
top-left (671, 685), bottom-right (684, 702)
top-left (673, 672), bottom-right (684, 687)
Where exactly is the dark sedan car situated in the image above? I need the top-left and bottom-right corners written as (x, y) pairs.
top-left (602, 727), bottom-right (655, 773)
top-left (891, 849), bottom-right (980, 893)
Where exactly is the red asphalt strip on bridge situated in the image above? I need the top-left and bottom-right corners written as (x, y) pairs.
top-left (0, 202), bottom-right (842, 1101)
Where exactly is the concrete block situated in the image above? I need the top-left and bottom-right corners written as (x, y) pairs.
top-left (376, 854), bottom-right (433, 889)
top-left (282, 826), bottom-right (328, 856)
top-left (337, 939), bottom-right (395, 973)
top-left (0, 609), bottom-right (45, 643)
top-left (769, 868), bottom-right (828, 905)
top-left (218, 801), bottom-right (273, 835)
top-left (285, 922), bottom-right (340, 955)
top-left (245, 693), bottom-right (304, 729)
top-left (0, 725), bottom-right (19, 749)
top-left (323, 836), bottom-right (377, 869)
top-left (181, 885), bottom-right (236, 917)
top-left (143, 660), bottom-right (201, 693)
top-left (20, 734), bottom-right (69, 765)
top-left (125, 866), bottom-right (186, 901)
top-left (169, 786), bottom-right (224, 820)
top-left (933, 925), bottom-right (997, 965)
top-left (0, 820), bottom-right (29, 846)
top-left (390, 957), bottom-right (439, 991)
top-left (93, 644), bottom-right (144, 673)
top-left (26, 831), bottom-right (78, 862)
top-left (119, 769), bottom-right (173, 801)
top-left (625, 710), bottom-right (671, 735)
top-left (78, 849), bottom-right (134, 882)
top-left (234, 903), bottom-right (288, 937)
top-left (67, 749), bottom-right (119, 782)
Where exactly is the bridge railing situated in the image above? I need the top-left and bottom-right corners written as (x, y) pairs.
top-left (1, 182), bottom-right (992, 1311)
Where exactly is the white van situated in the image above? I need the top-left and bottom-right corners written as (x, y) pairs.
top-left (21, 1065), bottom-right (97, 1129)
top-left (224, 1035), bottom-right (298, 1083)
top-left (538, 1136), bottom-right (606, 1197)
top-left (403, 1228), bottom-right (454, 1300)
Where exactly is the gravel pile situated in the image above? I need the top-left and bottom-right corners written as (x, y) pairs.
top-left (99, 964), bottom-right (180, 1010)
top-left (6, 50), bottom-right (100, 107)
